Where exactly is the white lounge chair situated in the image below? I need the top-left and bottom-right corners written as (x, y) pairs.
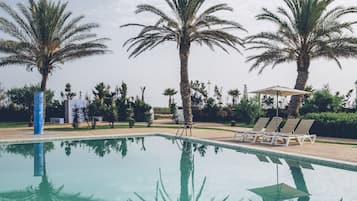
top-left (273, 120), bottom-right (317, 146)
top-left (246, 117), bottom-right (283, 143)
top-left (260, 119), bottom-right (300, 145)
top-left (233, 117), bottom-right (269, 141)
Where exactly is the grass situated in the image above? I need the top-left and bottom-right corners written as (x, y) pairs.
top-left (223, 122), bottom-right (254, 128)
top-left (45, 123), bottom-right (237, 133)
top-left (0, 122), bottom-right (28, 128)
top-left (316, 140), bottom-right (357, 146)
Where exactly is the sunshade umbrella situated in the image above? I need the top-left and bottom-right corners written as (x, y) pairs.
top-left (250, 85), bottom-right (311, 116)
top-left (249, 183), bottom-right (310, 201)
top-left (251, 155), bottom-right (310, 201)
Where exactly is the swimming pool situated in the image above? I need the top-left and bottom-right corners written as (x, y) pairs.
top-left (0, 135), bottom-right (356, 201)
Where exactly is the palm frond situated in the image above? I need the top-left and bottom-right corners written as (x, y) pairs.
top-left (0, 0), bottom-right (109, 74)
top-left (122, 0), bottom-right (246, 58)
top-left (246, 0), bottom-right (357, 73)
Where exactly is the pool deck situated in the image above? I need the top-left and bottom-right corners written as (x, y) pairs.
top-left (1, 123), bottom-right (357, 164)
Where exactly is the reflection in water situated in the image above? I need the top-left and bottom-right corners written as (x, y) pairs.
top-left (289, 163), bottom-right (310, 201)
top-left (0, 143), bottom-right (102, 201)
top-left (34, 143), bottom-right (44, 177)
top-left (0, 137), bottom-right (324, 201)
top-left (130, 140), bottom-right (229, 201)
top-left (61, 137), bottom-right (145, 158)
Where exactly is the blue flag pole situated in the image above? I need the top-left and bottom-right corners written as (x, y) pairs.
top-left (34, 91), bottom-right (44, 135)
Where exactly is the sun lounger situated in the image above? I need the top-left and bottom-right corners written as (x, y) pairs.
top-left (260, 119), bottom-right (300, 145)
top-left (246, 117), bottom-right (283, 143)
top-left (286, 159), bottom-right (314, 170)
top-left (273, 119), bottom-right (317, 146)
top-left (269, 156), bottom-right (283, 165)
top-left (256, 154), bottom-right (270, 163)
top-left (233, 117), bottom-right (269, 141)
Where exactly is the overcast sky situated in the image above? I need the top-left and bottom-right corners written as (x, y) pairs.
top-left (0, 0), bottom-right (357, 106)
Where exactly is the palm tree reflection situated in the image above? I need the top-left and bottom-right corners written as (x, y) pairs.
top-left (0, 142), bottom-right (102, 201)
top-left (130, 139), bottom-right (229, 201)
top-left (61, 137), bottom-right (145, 158)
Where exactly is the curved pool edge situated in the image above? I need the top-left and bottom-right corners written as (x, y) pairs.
top-left (1, 132), bottom-right (356, 172)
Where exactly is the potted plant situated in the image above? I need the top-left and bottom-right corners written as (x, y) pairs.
top-left (230, 120), bottom-right (236, 127)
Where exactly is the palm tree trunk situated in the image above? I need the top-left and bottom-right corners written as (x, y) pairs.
top-left (169, 96), bottom-right (172, 107)
top-left (40, 73), bottom-right (48, 121)
top-left (180, 141), bottom-right (193, 201)
top-left (179, 39), bottom-right (193, 125)
top-left (288, 57), bottom-right (310, 117)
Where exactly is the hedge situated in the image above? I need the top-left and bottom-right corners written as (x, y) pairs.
top-left (303, 112), bottom-right (357, 139)
top-left (154, 107), bottom-right (171, 115)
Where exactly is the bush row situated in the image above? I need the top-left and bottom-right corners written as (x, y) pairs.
top-left (303, 112), bottom-right (357, 139)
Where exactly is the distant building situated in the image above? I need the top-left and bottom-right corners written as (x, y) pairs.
top-left (64, 99), bottom-right (88, 123)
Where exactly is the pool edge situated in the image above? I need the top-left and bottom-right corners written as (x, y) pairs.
top-left (1, 132), bottom-right (356, 171)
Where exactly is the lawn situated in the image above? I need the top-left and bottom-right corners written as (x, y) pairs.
top-left (0, 122), bottom-right (28, 128)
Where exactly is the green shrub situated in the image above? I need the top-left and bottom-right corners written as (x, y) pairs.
top-left (235, 99), bottom-right (262, 124)
top-left (301, 87), bottom-right (343, 114)
top-left (303, 112), bottom-right (357, 139)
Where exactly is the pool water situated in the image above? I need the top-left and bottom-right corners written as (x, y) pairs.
top-left (0, 136), bottom-right (356, 201)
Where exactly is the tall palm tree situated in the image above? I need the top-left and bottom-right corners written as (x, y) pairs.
top-left (246, 0), bottom-right (357, 117)
top-left (163, 88), bottom-right (178, 106)
top-left (122, 0), bottom-right (246, 125)
top-left (0, 0), bottom-right (109, 117)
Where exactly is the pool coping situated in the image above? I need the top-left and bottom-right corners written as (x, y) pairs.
top-left (1, 132), bottom-right (357, 172)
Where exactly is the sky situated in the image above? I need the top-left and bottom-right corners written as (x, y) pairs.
top-left (0, 0), bottom-right (357, 107)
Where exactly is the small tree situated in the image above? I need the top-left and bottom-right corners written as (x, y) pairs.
top-left (104, 101), bottom-right (118, 128)
top-left (61, 83), bottom-right (77, 123)
top-left (301, 86), bottom-right (343, 114)
top-left (214, 86), bottom-right (223, 106)
top-left (116, 82), bottom-right (129, 121)
top-left (86, 102), bottom-right (99, 129)
top-left (7, 85), bottom-right (54, 126)
top-left (72, 107), bottom-right (80, 129)
top-left (140, 86), bottom-right (146, 102)
top-left (133, 98), bottom-right (152, 122)
top-left (60, 83), bottom-right (76, 101)
top-left (191, 81), bottom-right (208, 108)
top-left (144, 111), bottom-right (153, 127)
top-left (236, 98), bottom-right (262, 124)
top-left (0, 83), bottom-right (5, 107)
top-left (127, 107), bottom-right (135, 128)
top-left (163, 88), bottom-right (178, 107)
top-left (228, 89), bottom-right (241, 105)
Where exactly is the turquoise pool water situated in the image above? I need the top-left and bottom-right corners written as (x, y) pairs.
top-left (0, 136), bottom-right (356, 201)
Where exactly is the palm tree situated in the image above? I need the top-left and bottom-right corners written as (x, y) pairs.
top-left (122, 0), bottom-right (246, 125)
top-left (246, 0), bottom-right (357, 117)
top-left (0, 0), bottom-right (109, 118)
top-left (228, 89), bottom-right (241, 105)
top-left (163, 88), bottom-right (178, 106)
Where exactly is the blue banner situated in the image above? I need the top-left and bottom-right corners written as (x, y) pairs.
top-left (34, 92), bottom-right (44, 135)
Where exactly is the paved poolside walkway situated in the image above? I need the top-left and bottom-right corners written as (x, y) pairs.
top-left (0, 124), bottom-right (357, 164)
